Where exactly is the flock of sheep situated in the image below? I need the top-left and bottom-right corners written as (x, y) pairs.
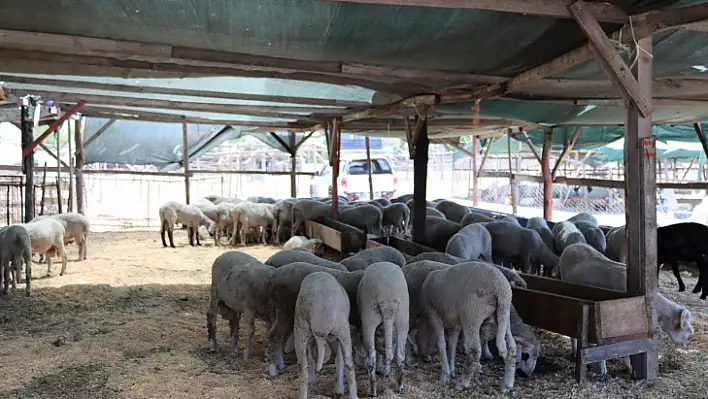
top-left (198, 193), bottom-right (697, 397)
top-left (0, 212), bottom-right (90, 296)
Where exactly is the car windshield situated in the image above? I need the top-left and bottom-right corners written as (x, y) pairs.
top-left (345, 159), bottom-right (392, 175)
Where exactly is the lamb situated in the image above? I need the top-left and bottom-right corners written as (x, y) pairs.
top-left (246, 196), bottom-right (277, 204)
top-left (567, 212), bottom-right (598, 227)
top-left (407, 252), bottom-right (465, 265)
top-left (211, 202), bottom-right (237, 246)
top-left (357, 262), bottom-right (409, 396)
top-left (264, 249), bottom-right (347, 271)
top-left (294, 272), bottom-right (357, 399)
top-left (159, 201), bottom-right (212, 247)
top-left (405, 198), bottom-right (436, 210)
top-left (338, 204), bottom-right (383, 236)
top-left (22, 218), bottom-right (68, 277)
top-left (525, 217), bottom-right (554, 251)
top-left (445, 223), bottom-right (492, 262)
top-left (657, 222), bottom-right (708, 298)
top-left (283, 236), bottom-right (324, 255)
top-left (373, 198), bottom-right (392, 207)
top-left (605, 225), bottom-right (626, 263)
top-left (552, 221), bottom-right (587, 255)
top-left (193, 198), bottom-right (219, 222)
top-left (32, 212), bottom-right (90, 261)
top-left (499, 215), bottom-right (521, 226)
top-left (265, 262), bottom-right (364, 376)
top-left (340, 246), bottom-right (406, 271)
top-left (390, 194), bottom-right (414, 204)
top-left (421, 217), bottom-right (462, 252)
top-left (460, 212), bottom-right (494, 225)
top-left (484, 221), bottom-right (560, 275)
top-left (560, 243), bottom-right (694, 375)
top-left (574, 220), bottom-right (606, 254)
top-left (291, 199), bottom-right (332, 237)
top-left (419, 261), bottom-right (516, 393)
top-left (360, 200), bottom-right (384, 210)
top-left (382, 203), bottom-right (410, 235)
top-left (424, 207), bottom-right (446, 219)
top-left (206, 251), bottom-right (275, 359)
top-left (230, 202), bottom-right (275, 246)
top-left (434, 200), bottom-right (470, 223)
top-left (273, 199), bottom-right (296, 244)
top-left (0, 225), bottom-right (32, 296)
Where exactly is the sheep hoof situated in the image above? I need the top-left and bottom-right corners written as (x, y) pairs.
top-left (455, 381), bottom-right (471, 392)
top-left (395, 385), bottom-right (404, 394)
top-left (267, 363), bottom-right (278, 377)
top-left (439, 372), bottom-right (450, 386)
top-left (680, 286), bottom-right (686, 292)
top-left (208, 340), bottom-right (217, 353)
top-left (500, 385), bottom-right (513, 394)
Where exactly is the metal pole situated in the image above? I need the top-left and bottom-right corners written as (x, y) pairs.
top-left (365, 136), bottom-right (374, 199)
top-left (74, 118), bottom-right (85, 214)
top-left (290, 132), bottom-right (297, 198)
top-left (472, 136), bottom-right (478, 206)
top-left (20, 104), bottom-right (34, 222)
top-left (542, 127), bottom-right (553, 221)
top-left (507, 131), bottom-right (517, 215)
top-left (182, 121), bottom-right (190, 204)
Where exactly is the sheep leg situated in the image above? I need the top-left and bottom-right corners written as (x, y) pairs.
top-left (361, 312), bottom-right (381, 397)
top-left (1, 260), bottom-right (8, 295)
top-left (671, 260), bottom-right (685, 292)
top-left (188, 227), bottom-right (195, 246)
top-left (294, 329), bottom-right (310, 399)
top-left (447, 326), bottom-right (462, 378)
top-left (393, 312), bottom-right (408, 394)
top-left (168, 227), bottom-right (176, 248)
top-left (426, 310), bottom-right (451, 386)
top-left (481, 340), bottom-right (493, 360)
top-left (23, 253), bottom-right (31, 297)
top-left (382, 317), bottom-right (395, 379)
top-left (338, 330), bottom-right (358, 399)
top-left (227, 314), bottom-right (241, 354)
top-left (207, 297), bottom-right (219, 353)
top-left (242, 308), bottom-right (257, 361)
top-left (214, 221), bottom-right (221, 247)
top-left (267, 310), bottom-right (291, 376)
top-left (416, 319), bottom-right (433, 363)
top-left (456, 318), bottom-right (483, 392)
top-left (195, 226), bottom-right (202, 246)
top-left (160, 220), bottom-right (168, 247)
top-left (82, 232), bottom-right (88, 260)
top-left (261, 225), bottom-right (267, 245)
top-left (500, 325), bottom-right (517, 393)
top-left (57, 241), bottom-right (68, 276)
top-left (46, 252), bottom-right (53, 276)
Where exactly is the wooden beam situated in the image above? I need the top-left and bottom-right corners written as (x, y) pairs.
top-left (83, 118), bottom-right (116, 149)
top-left (542, 127), bottom-right (553, 221)
top-left (20, 105), bottom-right (34, 222)
top-left (269, 132), bottom-right (296, 156)
top-left (22, 100), bottom-right (86, 158)
top-left (478, 136), bottom-right (496, 175)
top-left (365, 136), bottom-right (374, 200)
top-left (519, 130), bottom-right (543, 165)
top-left (324, 0), bottom-right (628, 23)
top-left (74, 118), bottom-right (85, 215)
top-left (331, 119), bottom-right (342, 217)
top-left (472, 136), bottom-right (479, 206)
top-left (569, 1), bottom-right (651, 118)
top-left (0, 75), bottom-right (370, 107)
top-left (552, 126), bottom-right (582, 180)
top-left (342, 95), bottom-right (436, 123)
top-left (290, 132), bottom-right (298, 198)
top-left (38, 142), bottom-right (69, 168)
top-left (507, 130), bottom-right (517, 215)
top-left (442, 138), bottom-right (475, 158)
top-left (182, 121), bottom-right (190, 205)
top-left (412, 117), bottom-right (429, 244)
top-left (410, 107), bottom-right (431, 151)
top-left (693, 123), bottom-right (708, 159)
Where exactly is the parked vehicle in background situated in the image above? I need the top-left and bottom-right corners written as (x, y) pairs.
top-left (310, 155), bottom-right (397, 200)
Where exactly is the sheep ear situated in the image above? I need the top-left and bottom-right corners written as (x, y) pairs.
top-left (514, 335), bottom-right (530, 348)
top-left (680, 309), bottom-right (692, 330)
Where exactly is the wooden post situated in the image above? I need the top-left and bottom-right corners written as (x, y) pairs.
top-left (507, 130), bottom-right (517, 214)
top-left (542, 127), bottom-right (553, 221)
top-left (623, 36), bottom-right (658, 381)
top-left (56, 176), bottom-right (63, 214)
top-left (67, 121), bottom-right (74, 212)
top-left (182, 121), bottom-right (190, 204)
top-left (20, 104), bottom-right (34, 222)
top-left (6, 186), bottom-right (10, 224)
top-left (40, 162), bottom-right (47, 215)
top-left (693, 123), bottom-right (708, 159)
top-left (472, 136), bottom-right (479, 206)
top-left (56, 121), bottom-right (62, 213)
top-left (412, 117), bottom-right (429, 244)
top-left (330, 119), bottom-right (342, 217)
top-left (290, 132), bottom-right (297, 198)
top-left (365, 136), bottom-right (374, 199)
top-left (74, 118), bottom-right (85, 214)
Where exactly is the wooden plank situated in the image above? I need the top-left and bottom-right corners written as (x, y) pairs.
top-left (569, 1), bottom-right (651, 118)
top-left (507, 131), bottom-right (517, 215)
top-left (598, 296), bottom-right (649, 341)
top-left (478, 136), bottom-right (496, 175)
top-left (521, 275), bottom-right (633, 301)
top-left (341, 62), bottom-right (504, 84)
top-left (294, 131), bottom-right (317, 152)
top-left (0, 75), bottom-right (370, 107)
top-left (306, 220), bottom-right (343, 252)
top-left (387, 236), bottom-right (438, 257)
top-left (20, 105), bottom-right (34, 222)
top-left (365, 136), bottom-right (374, 199)
top-left (512, 288), bottom-right (590, 339)
top-left (331, 119), bottom-right (342, 217)
top-left (575, 304), bottom-right (590, 383)
top-left (182, 121), bottom-right (190, 205)
top-left (693, 123), bottom-right (708, 158)
top-left (342, 95), bottom-right (435, 123)
top-left (83, 118), bottom-right (115, 148)
top-left (581, 338), bottom-right (654, 364)
top-left (520, 130), bottom-right (542, 165)
top-left (323, 0), bottom-right (628, 23)
top-left (22, 100), bottom-right (87, 158)
top-left (74, 118), bottom-right (85, 215)
top-left (472, 136), bottom-right (479, 206)
top-left (542, 127), bottom-right (553, 221)
top-left (412, 117), bottom-right (429, 244)
top-left (38, 142), bottom-right (69, 168)
top-left (551, 126), bottom-right (582, 180)
top-left (319, 217), bottom-right (368, 254)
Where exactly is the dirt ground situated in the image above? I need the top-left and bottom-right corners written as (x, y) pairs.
top-left (0, 230), bottom-right (706, 399)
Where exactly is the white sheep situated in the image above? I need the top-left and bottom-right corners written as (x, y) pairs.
top-left (265, 249), bottom-right (347, 271)
top-left (33, 212), bottom-right (90, 261)
top-left (291, 199), bottom-right (332, 237)
top-left (460, 212), bottom-right (494, 225)
top-left (159, 201), bottom-right (212, 247)
top-left (420, 261), bottom-right (516, 393)
top-left (212, 201), bottom-right (237, 246)
top-left (294, 272), bottom-right (357, 399)
top-left (382, 203), bottom-right (410, 235)
top-left (552, 221), bottom-right (587, 255)
top-left (525, 216), bottom-right (554, 252)
top-left (357, 262), bottom-right (409, 396)
top-left (445, 223), bottom-right (492, 262)
top-left (567, 212), bottom-right (599, 226)
top-left (206, 251), bottom-right (275, 359)
top-left (560, 243), bottom-right (694, 376)
top-left (605, 225), bottom-right (626, 263)
top-left (574, 220), bottom-right (606, 254)
top-left (341, 246), bottom-right (406, 271)
top-left (22, 218), bottom-right (68, 277)
top-left (283, 236), bottom-right (324, 254)
top-left (434, 200), bottom-right (470, 223)
top-left (273, 199), bottom-right (296, 244)
top-left (485, 221), bottom-right (560, 276)
top-left (193, 198), bottom-right (219, 222)
top-left (338, 205), bottom-right (384, 236)
top-left (0, 225), bottom-right (32, 296)
top-left (230, 202), bottom-right (275, 246)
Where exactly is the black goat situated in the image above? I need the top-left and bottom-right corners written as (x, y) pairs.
top-left (657, 222), bottom-right (708, 299)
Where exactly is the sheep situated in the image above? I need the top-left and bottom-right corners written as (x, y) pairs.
top-left (525, 217), bottom-right (554, 251)
top-left (421, 217), bottom-right (462, 252)
top-left (434, 200), bottom-right (470, 223)
top-left (605, 225), bottom-right (626, 263)
top-left (338, 204), bottom-right (383, 236)
top-left (560, 243), bottom-right (694, 375)
top-left (445, 223), bottom-right (492, 262)
top-left (230, 202), bottom-right (275, 246)
top-left (567, 212), bottom-right (598, 227)
top-left (407, 252), bottom-right (465, 265)
top-left (22, 218), bottom-right (68, 277)
top-left (0, 225), bottom-right (32, 296)
top-left (212, 202), bottom-right (237, 246)
top-left (552, 221), bottom-right (587, 255)
top-left (291, 199), bottom-right (332, 237)
top-left (484, 221), bottom-right (560, 275)
top-left (206, 251), bottom-right (275, 359)
top-left (361, 200), bottom-right (384, 210)
top-left (32, 212), bottom-right (90, 261)
top-left (265, 249), bottom-right (347, 271)
top-left (574, 220), bottom-right (606, 254)
top-left (193, 198), bottom-right (219, 222)
top-left (246, 196), bottom-right (277, 204)
top-left (159, 201), bottom-right (212, 247)
top-left (479, 304), bottom-right (541, 377)
top-left (460, 212), bottom-right (494, 225)
top-left (425, 207), bottom-right (446, 219)
top-left (265, 262), bottom-right (364, 376)
top-left (499, 215), bottom-right (521, 226)
top-left (420, 261), bottom-right (516, 393)
top-left (657, 222), bottom-right (708, 298)
top-left (382, 203), bottom-right (410, 235)
top-left (340, 246), bottom-right (406, 271)
top-left (373, 198), bottom-right (392, 207)
top-left (294, 272), bottom-right (357, 399)
top-left (273, 199), bottom-right (296, 244)
top-left (390, 194), bottom-right (413, 204)
top-left (405, 198), bottom-right (436, 210)
top-left (283, 236), bottom-right (324, 254)
top-left (357, 262), bottom-right (409, 396)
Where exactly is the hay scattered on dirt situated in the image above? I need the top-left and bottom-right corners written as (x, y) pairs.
top-left (0, 230), bottom-right (706, 398)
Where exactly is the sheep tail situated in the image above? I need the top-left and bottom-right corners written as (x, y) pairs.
top-left (314, 334), bottom-right (327, 372)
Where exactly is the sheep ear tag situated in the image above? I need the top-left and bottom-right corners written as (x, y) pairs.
top-left (551, 271), bottom-right (558, 278)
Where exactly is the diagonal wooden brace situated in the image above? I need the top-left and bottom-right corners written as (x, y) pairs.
top-left (569, 1), bottom-right (651, 118)
top-left (22, 100), bottom-right (87, 158)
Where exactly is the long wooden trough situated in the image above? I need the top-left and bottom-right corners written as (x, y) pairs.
top-left (305, 217), bottom-right (368, 255)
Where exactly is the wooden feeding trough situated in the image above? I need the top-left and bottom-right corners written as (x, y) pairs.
top-left (369, 236), bottom-right (438, 259)
top-left (305, 217), bottom-right (368, 255)
top-left (513, 274), bottom-right (652, 382)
